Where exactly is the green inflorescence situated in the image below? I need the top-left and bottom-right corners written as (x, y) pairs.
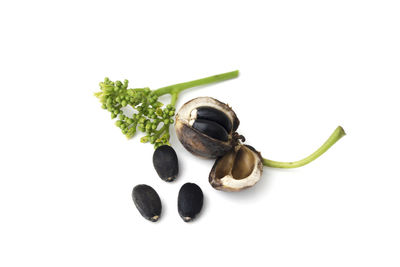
top-left (94, 70), bottom-right (239, 149)
top-left (94, 78), bottom-right (175, 148)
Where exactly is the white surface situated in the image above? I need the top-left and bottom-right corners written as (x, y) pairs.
top-left (1, 1), bottom-right (399, 266)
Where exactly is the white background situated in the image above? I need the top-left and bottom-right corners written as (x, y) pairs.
top-left (1, 0), bottom-right (399, 266)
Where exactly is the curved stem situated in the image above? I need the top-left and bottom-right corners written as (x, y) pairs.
top-left (263, 126), bottom-right (346, 168)
top-left (153, 70), bottom-right (239, 100)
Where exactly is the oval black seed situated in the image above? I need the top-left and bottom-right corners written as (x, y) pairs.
top-left (192, 119), bottom-right (229, 142)
top-left (132, 184), bottom-right (162, 222)
top-left (153, 145), bottom-right (179, 182)
top-left (196, 107), bottom-right (232, 133)
top-left (178, 183), bottom-right (203, 222)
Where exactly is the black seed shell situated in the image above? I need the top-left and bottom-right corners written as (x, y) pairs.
top-left (132, 184), bottom-right (162, 222)
top-left (196, 107), bottom-right (232, 133)
top-left (192, 119), bottom-right (229, 142)
top-left (178, 183), bottom-right (203, 222)
top-left (153, 145), bottom-right (179, 182)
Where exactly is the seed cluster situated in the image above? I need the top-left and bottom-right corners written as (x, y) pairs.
top-left (94, 78), bottom-right (176, 148)
top-left (132, 182), bottom-right (204, 223)
top-left (190, 107), bottom-right (232, 142)
top-left (194, 107), bottom-right (232, 133)
top-left (131, 145), bottom-right (204, 222)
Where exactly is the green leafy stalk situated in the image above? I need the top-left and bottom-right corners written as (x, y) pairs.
top-left (94, 70), bottom-right (239, 148)
top-left (263, 126), bottom-right (346, 168)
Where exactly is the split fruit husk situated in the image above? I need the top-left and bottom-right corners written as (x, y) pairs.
top-left (209, 145), bottom-right (263, 192)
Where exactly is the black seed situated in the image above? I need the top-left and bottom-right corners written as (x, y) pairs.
top-left (178, 183), bottom-right (203, 222)
top-left (192, 119), bottom-right (229, 142)
top-left (132, 184), bottom-right (162, 222)
top-left (196, 107), bottom-right (232, 133)
top-left (153, 145), bottom-right (179, 182)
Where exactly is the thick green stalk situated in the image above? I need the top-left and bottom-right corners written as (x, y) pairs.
top-left (153, 70), bottom-right (239, 105)
top-left (263, 126), bottom-right (346, 168)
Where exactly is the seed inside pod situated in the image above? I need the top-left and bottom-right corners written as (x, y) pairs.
top-left (153, 145), bottom-right (179, 182)
top-left (132, 184), bottom-right (162, 222)
top-left (209, 145), bottom-right (263, 191)
top-left (178, 183), bottom-right (204, 222)
top-left (175, 97), bottom-right (241, 158)
top-left (192, 106), bottom-right (232, 133)
top-left (191, 119), bottom-right (229, 142)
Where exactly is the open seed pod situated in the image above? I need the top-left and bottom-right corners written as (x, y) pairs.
top-left (175, 97), bottom-right (241, 158)
top-left (209, 145), bottom-right (263, 192)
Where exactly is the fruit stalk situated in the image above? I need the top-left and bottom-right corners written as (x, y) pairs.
top-left (262, 126), bottom-right (346, 168)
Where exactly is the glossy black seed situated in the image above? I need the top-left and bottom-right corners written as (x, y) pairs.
top-left (132, 184), bottom-right (162, 222)
top-left (192, 119), bottom-right (228, 142)
top-left (178, 183), bottom-right (203, 222)
top-left (196, 107), bottom-right (232, 133)
top-left (153, 145), bottom-right (179, 182)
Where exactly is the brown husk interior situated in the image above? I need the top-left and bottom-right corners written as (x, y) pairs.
top-left (215, 145), bottom-right (255, 180)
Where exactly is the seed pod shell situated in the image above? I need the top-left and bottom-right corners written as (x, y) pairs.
top-left (175, 97), bottom-right (240, 158)
top-left (209, 144), bottom-right (263, 192)
top-left (132, 184), bottom-right (162, 222)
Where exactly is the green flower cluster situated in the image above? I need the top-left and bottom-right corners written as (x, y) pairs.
top-left (95, 78), bottom-right (176, 148)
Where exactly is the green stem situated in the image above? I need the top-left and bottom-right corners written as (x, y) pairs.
top-left (263, 126), bottom-right (346, 168)
top-left (170, 92), bottom-right (179, 107)
top-left (154, 124), bottom-right (169, 138)
top-left (153, 70), bottom-right (239, 105)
